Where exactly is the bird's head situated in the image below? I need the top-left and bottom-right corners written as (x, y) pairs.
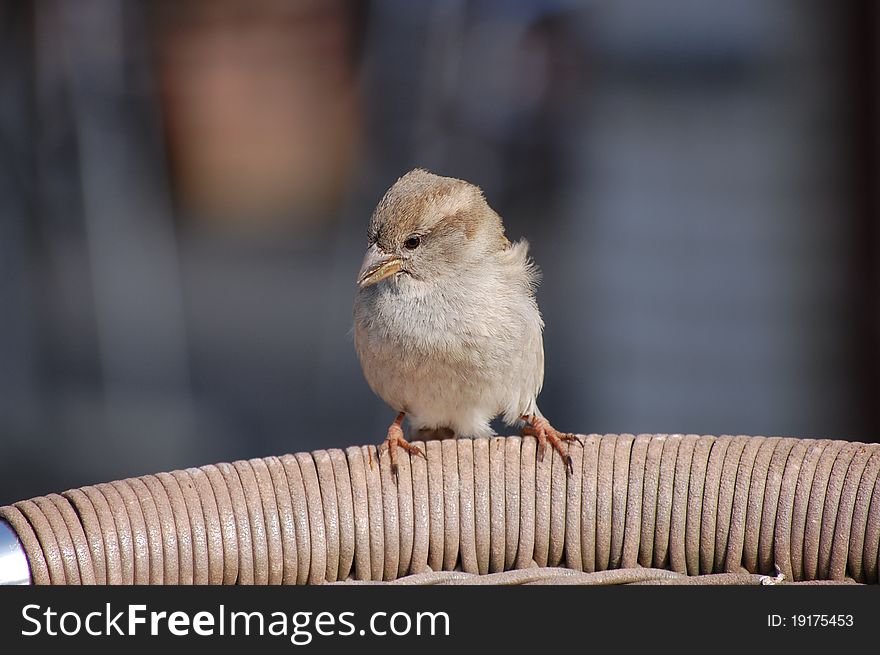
top-left (357, 169), bottom-right (507, 289)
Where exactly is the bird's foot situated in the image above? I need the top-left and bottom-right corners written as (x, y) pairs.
top-left (521, 415), bottom-right (580, 475)
top-left (380, 413), bottom-right (426, 476)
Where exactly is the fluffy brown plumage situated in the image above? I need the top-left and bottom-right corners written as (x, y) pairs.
top-left (353, 168), bottom-right (577, 473)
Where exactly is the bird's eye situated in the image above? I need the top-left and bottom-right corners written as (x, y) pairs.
top-left (404, 235), bottom-right (421, 250)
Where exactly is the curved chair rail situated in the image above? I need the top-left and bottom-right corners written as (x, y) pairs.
top-left (1, 434), bottom-right (878, 585)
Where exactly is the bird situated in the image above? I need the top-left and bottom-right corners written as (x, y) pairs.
top-left (353, 168), bottom-right (577, 475)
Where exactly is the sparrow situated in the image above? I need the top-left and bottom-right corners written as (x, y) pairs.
top-left (353, 168), bottom-right (576, 474)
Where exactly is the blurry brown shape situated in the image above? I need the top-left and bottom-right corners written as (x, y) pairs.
top-left (153, 0), bottom-right (362, 235)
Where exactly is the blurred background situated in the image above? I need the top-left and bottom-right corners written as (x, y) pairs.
top-left (1, 0), bottom-right (878, 504)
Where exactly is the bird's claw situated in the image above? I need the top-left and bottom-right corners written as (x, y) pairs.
top-left (381, 428), bottom-right (426, 478)
top-left (522, 416), bottom-right (579, 475)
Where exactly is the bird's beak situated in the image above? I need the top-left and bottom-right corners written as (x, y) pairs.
top-left (357, 244), bottom-right (402, 288)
